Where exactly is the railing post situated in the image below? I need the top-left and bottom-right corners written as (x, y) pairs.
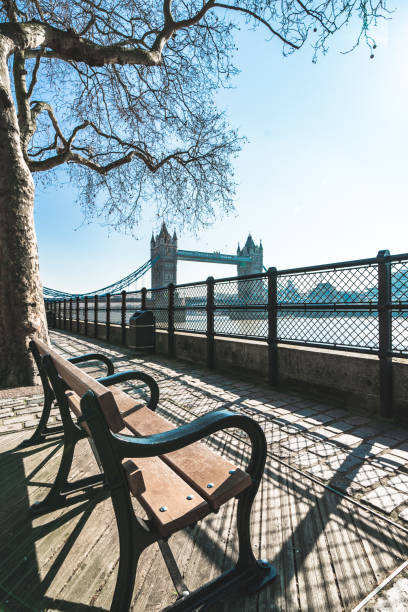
top-left (377, 250), bottom-right (393, 417)
top-left (121, 290), bottom-right (127, 346)
top-left (58, 300), bottom-right (62, 329)
top-left (106, 293), bottom-right (111, 342)
top-left (63, 299), bottom-right (67, 330)
top-left (76, 297), bottom-right (80, 334)
top-left (267, 267), bottom-right (278, 386)
top-left (168, 283), bottom-right (175, 357)
top-left (94, 294), bottom-right (98, 338)
top-left (84, 296), bottom-right (89, 336)
top-left (141, 287), bottom-right (147, 311)
top-left (206, 276), bottom-right (215, 369)
top-left (69, 298), bottom-right (73, 332)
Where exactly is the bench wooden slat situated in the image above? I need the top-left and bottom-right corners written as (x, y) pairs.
top-left (122, 453), bottom-right (210, 538)
top-left (49, 351), bottom-right (124, 433)
top-left (123, 406), bottom-right (252, 510)
top-left (34, 337), bottom-right (52, 356)
top-left (111, 387), bottom-right (146, 415)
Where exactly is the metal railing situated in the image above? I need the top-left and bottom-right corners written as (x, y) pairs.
top-left (45, 249), bottom-right (408, 418)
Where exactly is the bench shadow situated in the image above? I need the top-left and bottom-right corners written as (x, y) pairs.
top-left (0, 437), bottom-right (109, 612)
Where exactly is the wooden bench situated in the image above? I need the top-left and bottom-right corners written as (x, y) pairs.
top-left (33, 338), bottom-right (276, 611)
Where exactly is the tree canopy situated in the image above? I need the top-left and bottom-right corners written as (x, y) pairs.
top-left (0, 0), bottom-right (392, 387)
top-left (0, 1), bottom-right (390, 230)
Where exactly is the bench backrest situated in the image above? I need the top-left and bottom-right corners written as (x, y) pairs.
top-left (32, 338), bottom-right (124, 433)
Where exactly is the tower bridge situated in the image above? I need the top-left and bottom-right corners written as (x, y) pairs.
top-left (43, 223), bottom-right (264, 298)
top-left (151, 223), bottom-right (263, 289)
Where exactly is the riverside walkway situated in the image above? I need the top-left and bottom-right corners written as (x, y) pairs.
top-left (1, 330), bottom-right (408, 611)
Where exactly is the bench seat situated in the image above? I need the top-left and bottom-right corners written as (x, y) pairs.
top-left (122, 449), bottom-right (210, 537)
top-left (65, 387), bottom-right (251, 534)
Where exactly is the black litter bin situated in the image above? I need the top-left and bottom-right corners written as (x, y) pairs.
top-left (128, 310), bottom-right (155, 352)
top-left (46, 310), bottom-right (56, 327)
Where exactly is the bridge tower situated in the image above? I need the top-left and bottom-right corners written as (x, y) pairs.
top-left (237, 235), bottom-right (264, 305)
top-left (237, 234), bottom-right (263, 277)
top-left (151, 223), bottom-right (178, 289)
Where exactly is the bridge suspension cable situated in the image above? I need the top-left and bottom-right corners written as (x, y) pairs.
top-left (43, 257), bottom-right (159, 299)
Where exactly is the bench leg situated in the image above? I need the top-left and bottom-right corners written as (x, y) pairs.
top-left (110, 490), bottom-right (159, 611)
top-left (158, 540), bottom-right (190, 598)
top-left (161, 487), bottom-right (276, 612)
top-left (235, 486), bottom-right (277, 589)
top-left (18, 392), bottom-right (64, 448)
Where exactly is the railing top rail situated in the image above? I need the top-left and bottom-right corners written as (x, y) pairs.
top-left (166, 279), bottom-right (209, 289)
top-left (388, 252), bottom-right (408, 263)
top-left (212, 271), bottom-right (267, 284)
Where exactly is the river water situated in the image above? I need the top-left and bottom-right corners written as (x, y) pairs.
top-left (71, 303), bottom-right (408, 353)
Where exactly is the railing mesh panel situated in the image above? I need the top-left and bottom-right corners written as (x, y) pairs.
top-left (214, 277), bottom-right (267, 306)
top-left (174, 308), bottom-right (206, 333)
top-left (391, 262), bottom-right (408, 302)
top-left (392, 314), bottom-right (408, 354)
top-left (150, 288), bottom-right (168, 309)
top-left (277, 310), bottom-right (379, 350)
top-left (175, 284), bottom-right (207, 306)
top-left (78, 299), bottom-right (85, 322)
top-left (214, 309), bottom-right (268, 337)
top-left (97, 305), bottom-right (107, 323)
top-left (110, 294), bottom-right (123, 325)
top-left (150, 288), bottom-right (169, 329)
top-left (155, 310), bottom-right (169, 329)
top-left (278, 264), bottom-right (378, 304)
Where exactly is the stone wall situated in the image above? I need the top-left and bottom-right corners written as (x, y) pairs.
top-left (155, 330), bottom-right (408, 418)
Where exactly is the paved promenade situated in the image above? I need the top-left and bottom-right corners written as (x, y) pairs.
top-left (1, 329), bottom-right (408, 610)
top-left (3, 330), bottom-right (408, 523)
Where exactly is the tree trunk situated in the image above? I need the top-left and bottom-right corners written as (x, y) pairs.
top-left (0, 43), bottom-right (48, 388)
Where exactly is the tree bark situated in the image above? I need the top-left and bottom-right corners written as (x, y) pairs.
top-left (0, 41), bottom-right (48, 388)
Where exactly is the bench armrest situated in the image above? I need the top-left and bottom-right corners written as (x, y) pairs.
top-left (96, 371), bottom-right (159, 411)
top-left (111, 408), bottom-right (266, 481)
top-left (68, 353), bottom-right (115, 376)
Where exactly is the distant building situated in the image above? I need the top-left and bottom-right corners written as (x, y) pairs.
top-left (392, 269), bottom-right (408, 300)
top-left (278, 280), bottom-right (302, 303)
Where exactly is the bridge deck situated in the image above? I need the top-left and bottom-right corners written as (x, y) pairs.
top-left (1, 330), bottom-right (408, 611)
top-left (177, 249), bottom-right (251, 265)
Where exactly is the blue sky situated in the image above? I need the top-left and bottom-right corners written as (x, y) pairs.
top-left (35, 4), bottom-right (408, 294)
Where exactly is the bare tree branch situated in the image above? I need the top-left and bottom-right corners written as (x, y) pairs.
top-left (26, 47), bottom-right (44, 99)
top-left (213, 3), bottom-right (300, 49)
